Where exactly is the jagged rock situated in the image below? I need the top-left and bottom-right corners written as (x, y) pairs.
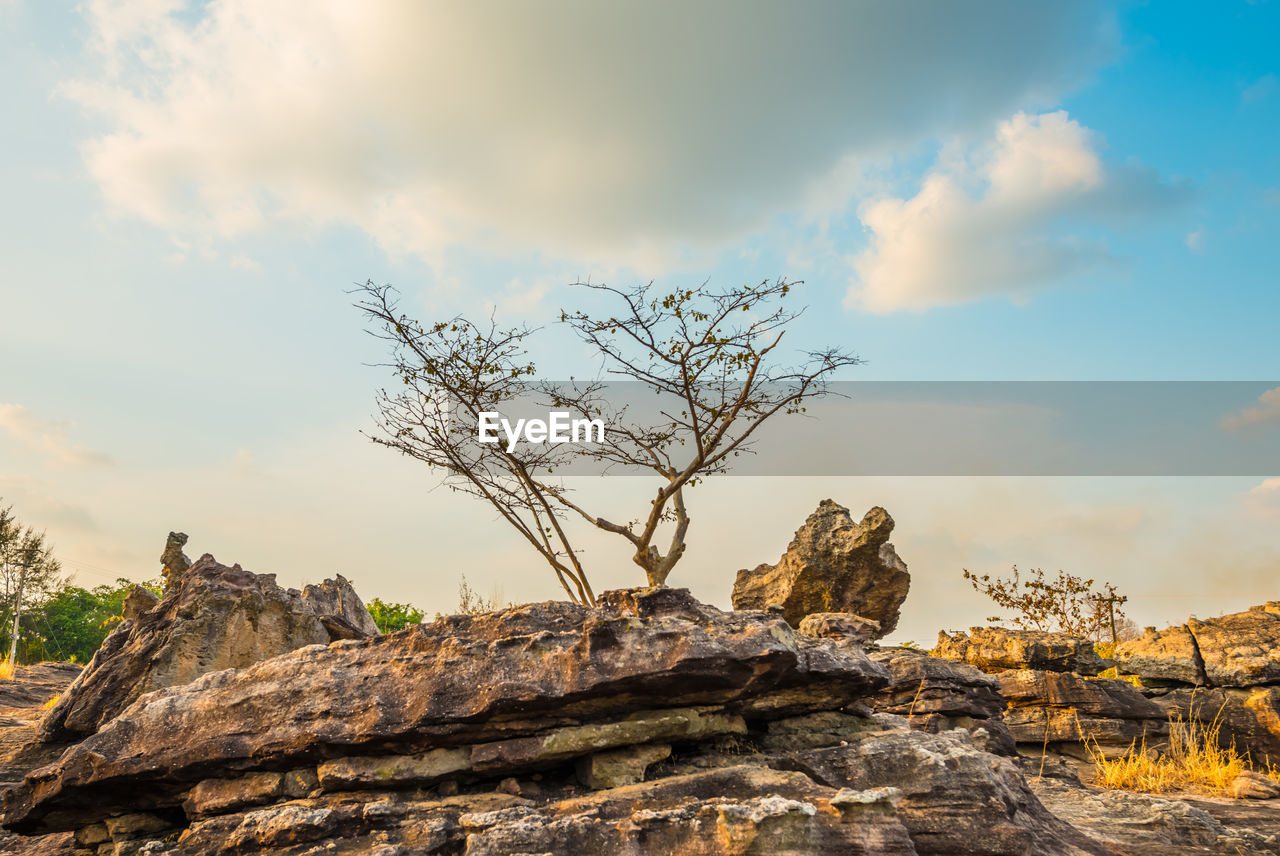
top-left (867, 647), bottom-right (1017, 755)
top-left (160, 531), bottom-right (191, 590)
top-left (121, 585), bottom-right (159, 620)
top-left (997, 670), bottom-right (1168, 757)
top-left (37, 554), bottom-right (380, 742)
top-left (935, 627), bottom-right (1109, 675)
top-left (5, 587), bottom-right (890, 834)
top-left (1156, 686), bottom-right (1280, 768)
top-left (732, 501), bottom-right (910, 636)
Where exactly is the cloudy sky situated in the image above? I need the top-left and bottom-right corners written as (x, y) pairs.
top-left (0, 1), bottom-right (1277, 641)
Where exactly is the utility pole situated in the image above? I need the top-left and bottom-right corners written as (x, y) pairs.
top-left (7, 546), bottom-right (39, 668)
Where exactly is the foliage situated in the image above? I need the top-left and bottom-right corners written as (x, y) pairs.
top-left (962, 565), bottom-right (1130, 644)
top-left (1090, 710), bottom-right (1249, 796)
top-left (10, 577), bottom-right (163, 664)
top-left (365, 597), bottom-right (425, 634)
top-left (0, 503), bottom-right (66, 653)
top-left (356, 278), bottom-right (860, 602)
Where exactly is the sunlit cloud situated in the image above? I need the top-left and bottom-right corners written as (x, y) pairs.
top-left (63, 1), bottom-right (1116, 272)
top-left (1221, 386), bottom-right (1280, 432)
top-left (0, 404), bottom-right (114, 468)
top-left (846, 110), bottom-right (1190, 312)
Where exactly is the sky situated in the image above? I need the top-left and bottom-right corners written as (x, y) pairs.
top-left (0, 1), bottom-right (1277, 643)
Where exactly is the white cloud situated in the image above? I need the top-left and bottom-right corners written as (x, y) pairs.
top-left (1185, 229), bottom-right (1205, 252)
top-left (0, 404), bottom-right (114, 468)
top-left (1221, 386), bottom-right (1280, 432)
top-left (62, 1), bottom-right (1116, 271)
top-left (847, 111), bottom-right (1188, 312)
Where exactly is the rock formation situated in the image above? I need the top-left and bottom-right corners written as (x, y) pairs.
top-left (867, 646), bottom-right (1017, 756)
top-left (2, 584), bottom-right (1125, 856)
top-left (732, 501), bottom-right (910, 637)
top-left (160, 531), bottom-right (191, 591)
top-left (935, 627), bottom-right (1110, 676)
top-left (38, 554), bottom-right (380, 742)
top-left (997, 670), bottom-right (1168, 759)
top-left (1114, 603), bottom-right (1280, 768)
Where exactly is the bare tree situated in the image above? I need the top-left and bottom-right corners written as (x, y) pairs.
top-left (356, 278), bottom-right (860, 602)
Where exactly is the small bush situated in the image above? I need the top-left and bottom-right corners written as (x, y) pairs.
top-left (0, 657), bottom-right (14, 681)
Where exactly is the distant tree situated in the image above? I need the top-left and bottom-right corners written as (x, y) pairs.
top-left (962, 565), bottom-right (1130, 645)
top-left (0, 503), bottom-right (66, 660)
top-left (366, 597), bottom-right (425, 634)
top-left (357, 278), bottom-right (860, 603)
top-left (23, 578), bottom-right (162, 663)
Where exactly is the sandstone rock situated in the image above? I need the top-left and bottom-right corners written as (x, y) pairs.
top-left (935, 626), bottom-right (1109, 675)
top-left (867, 647), bottom-right (1017, 755)
top-left (38, 554), bottom-right (380, 741)
top-left (1157, 686), bottom-right (1280, 769)
top-left (5, 587), bottom-right (889, 833)
top-left (1116, 604), bottom-right (1280, 689)
top-left (184, 772), bottom-right (286, 818)
top-left (160, 531), bottom-right (191, 590)
top-left (798, 611), bottom-right (882, 641)
top-left (121, 586), bottom-right (159, 620)
top-left (1032, 778), bottom-right (1272, 855)
top-left (732, 501), bottom-right (909, 637)
top-left (575, 742), bottom-right (671, 788)
top-left (998, 670), bottom-right (1168, 756)
top-left (1231, 771), bottom-right (1280, 800)
top-left (791, 728), bottom-right (1113, 855)
top-left (1114, 623), bottom-right (1207, 686)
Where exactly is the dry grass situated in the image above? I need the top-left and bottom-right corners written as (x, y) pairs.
top-left (0, 657), bottom-right (14, 681)
top-left (42, 694), bottom-right (59, 709)
top-left (1091, 710), bottom-right (1250, 796)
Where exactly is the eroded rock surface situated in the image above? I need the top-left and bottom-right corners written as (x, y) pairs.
top-left (936, 627), bottom-right (1110, 676)
top-left (998, 670), bottom-right (1168, 758)
top-left (732, 501), bottom-right (910, 636)
top-left (867, 647), bottom-right (1016, 756)
top-left (1118, 605), bottom-right (1280, 690)
top-left (38, 554), bottom-right (380, 742)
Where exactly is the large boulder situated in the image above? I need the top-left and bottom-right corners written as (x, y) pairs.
top-left (732, 500), bottom-right (910, 637)
top-left (1116, 603), bottom-right (1280, 689)
top-left (935, 627), bottom-right (1109, 676)
top-left (38, 554), bottom-right (380, 742)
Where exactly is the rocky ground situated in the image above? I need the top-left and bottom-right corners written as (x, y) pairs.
top-left (0, 500), bottom-right (1275, 855)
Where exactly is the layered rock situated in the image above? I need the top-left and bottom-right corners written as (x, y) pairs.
top-left (732, 501), bottom-right (909, 637)
top-left (997, 670), bottom-right (1168, 759)
top-left (6, 587), bottom-right (890, 833)
top-left (867, 647), bottom-right (1016, 755)
top-left (38, 554), bottom-right (380, 742)
top-left (935, 627), bottom-right (1109, 676)
top-left (1156, 686), bottom-right (1280, 769)
top-left (1, 583), bottom-right (1128, 856)
top-left (1117, 604), bottom-right (1280, 689)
